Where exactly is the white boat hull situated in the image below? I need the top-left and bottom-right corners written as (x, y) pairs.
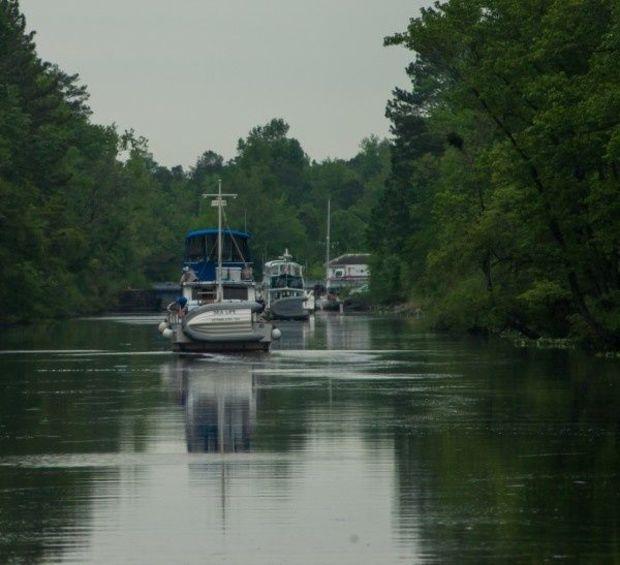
top-left (165, 302), bottom-right (274, 352)
top-left (268, 296), bottom-right (309, 320)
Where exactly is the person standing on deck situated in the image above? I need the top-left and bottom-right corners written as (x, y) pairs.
top-left (167, 296), bottom-right (188, 319)
top-left (180, 266), bottom-right (198, 285)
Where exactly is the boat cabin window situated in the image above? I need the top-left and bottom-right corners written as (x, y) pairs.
top-left (208, 234), bottom-right (249, 262)
top-left (186, 236), bottom-right (205, 261)
top-left (270, 274), bottom-right (304, 289)
top-left (267, 263), bottom-right (302, 277)
top-left (206, 235), bottom-right (217, 261)
top-left (191, 285), bottom-right (248, 302)
top-left (187, 233), bottom-right (250, 263)
top-left (223, 286), bottom-right (248, 300)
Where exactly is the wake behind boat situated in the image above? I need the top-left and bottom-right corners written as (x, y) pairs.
top-left (158, 181), bottom-right (280, 352)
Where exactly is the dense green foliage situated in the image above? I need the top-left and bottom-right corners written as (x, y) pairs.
top-left (4, 0), bottom-right (619, 348)
top-left (202, 121), bottom-right (390, 274)
top-left (0, 1), bottom-right (388, 323)
top-left (370, 0), bottom-right (620, 347)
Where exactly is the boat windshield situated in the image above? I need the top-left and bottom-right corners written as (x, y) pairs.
top-left (266, 263), bottom-right (302, 276)
top-left (186, 236), bottom-right (205, 261)
top-left (185, 234), bottom-right (250, 263)
top-left (270, 274), bottom-right (304, 289)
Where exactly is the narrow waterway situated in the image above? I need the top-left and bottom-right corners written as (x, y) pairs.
top-left (0, 314), bottom-right (618, 563)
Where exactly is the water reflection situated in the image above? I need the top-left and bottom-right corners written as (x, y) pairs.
top-left (164, 358), bottom-right (256, 453)
top-left (324, 313), bottom-right (371, 350)
top-left (0, 316), bottom-right (618, 563)
top-left (389, 351), bottom-right (620, 562)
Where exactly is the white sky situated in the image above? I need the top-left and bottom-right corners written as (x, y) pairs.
top-left (21, 1), bottom-right (428, 168)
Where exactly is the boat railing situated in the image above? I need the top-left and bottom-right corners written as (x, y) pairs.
top-left (269, 286), bottom-right (305, 294)
top-left (194, 287), bottom-right (217, 303)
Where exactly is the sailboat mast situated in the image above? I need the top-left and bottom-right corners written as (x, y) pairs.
top-left (202, 180), bottom-right (237, 304)
top-left (217, 178), bottom-right (223, 302)
top-left (325, 198), bottom-right (331, 291)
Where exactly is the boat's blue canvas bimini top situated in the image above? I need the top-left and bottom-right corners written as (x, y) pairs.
top-left (186, 228), bottom-right (250, 239)
top-left (184, 229), bottom-right (252, 281)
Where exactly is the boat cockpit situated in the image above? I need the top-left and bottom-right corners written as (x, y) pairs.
top-left (184, 229), bottom-right (253, 283)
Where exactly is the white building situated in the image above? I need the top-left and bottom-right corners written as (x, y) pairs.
top-left (327, 253), bottom-right (371, 289)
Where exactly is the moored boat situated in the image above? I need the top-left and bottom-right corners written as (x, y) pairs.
top-left (262, 249), bottom-right (310, 320)
top-left (158, 182), bottom-right (280, 352)
top-left (317, 198), bottom-right (342, 312)
top-left (316, 292), bottom-right (342, 312)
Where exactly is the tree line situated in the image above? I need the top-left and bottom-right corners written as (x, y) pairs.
top-left (370, 0), bottom-right (620, 348)
top-left (2, 0), bottom-right (619, 348)
top-left (0, 0), bottom-right (389, 323)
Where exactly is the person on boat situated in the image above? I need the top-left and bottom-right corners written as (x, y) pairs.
top-left (180, 266), bottom-right (198, 285)
top-left (167, 296), bottom-right (188, 318)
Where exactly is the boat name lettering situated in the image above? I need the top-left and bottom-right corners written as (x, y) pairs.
top-left (203, 309), bottom-right (250, 323)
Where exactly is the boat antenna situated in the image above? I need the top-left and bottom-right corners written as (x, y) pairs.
top-left (203, 179), bottom-right (237, 302)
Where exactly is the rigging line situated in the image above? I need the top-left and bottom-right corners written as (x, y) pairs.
top-left (221, 206), bottom-right (249, 268)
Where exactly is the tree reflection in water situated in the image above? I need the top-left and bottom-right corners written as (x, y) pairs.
top-left (0, 315), bottom-right (618, 563)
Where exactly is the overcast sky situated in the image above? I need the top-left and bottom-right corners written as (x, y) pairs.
top-left (21, 0), bottom-right (428, 168)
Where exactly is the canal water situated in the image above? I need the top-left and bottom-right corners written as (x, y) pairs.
top-left (0, 314), bottom-right (618, 563)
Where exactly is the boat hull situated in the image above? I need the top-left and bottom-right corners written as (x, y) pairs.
top-left (172, 339), bottom-right (270, 353)
top-left (170, 302), bottom-right (273, 352)
top-left (268, 296), bottom-right (309, 320)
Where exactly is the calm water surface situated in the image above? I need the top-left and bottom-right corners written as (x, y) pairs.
top-left (0, 314), bottom-right (618, 563)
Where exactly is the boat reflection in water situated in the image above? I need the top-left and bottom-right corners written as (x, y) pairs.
top-left (164, 358), bottom-right (256, 453)
top-left (323, 312), bottom-right (371, 350)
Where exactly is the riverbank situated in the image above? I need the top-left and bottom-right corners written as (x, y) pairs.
top-left (366, 301), bottom-right (620, 355)
top-left (369, 302), bottom-right (422, 317)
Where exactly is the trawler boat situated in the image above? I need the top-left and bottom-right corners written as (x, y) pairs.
top-left (262, 249), bottom-right (310, 320)
top-left (158, 181), bottom-right (280, 352)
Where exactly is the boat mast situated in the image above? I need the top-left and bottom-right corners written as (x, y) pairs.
top-left (217, 179), bottom-right (223, 301)
top-left (203, 179), bottom-right (237, 302)
top-left (325, 198), bottom-right (331, 292)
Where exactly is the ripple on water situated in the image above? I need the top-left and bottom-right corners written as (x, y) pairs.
top-left (0, 349), bottom-right (106, 355)
top-left (0, 452), bottom-right (298, 469)
top-left (252, 368), bottom-right (459, 380)
top-left (1, 314), bottom-right (618, 564)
